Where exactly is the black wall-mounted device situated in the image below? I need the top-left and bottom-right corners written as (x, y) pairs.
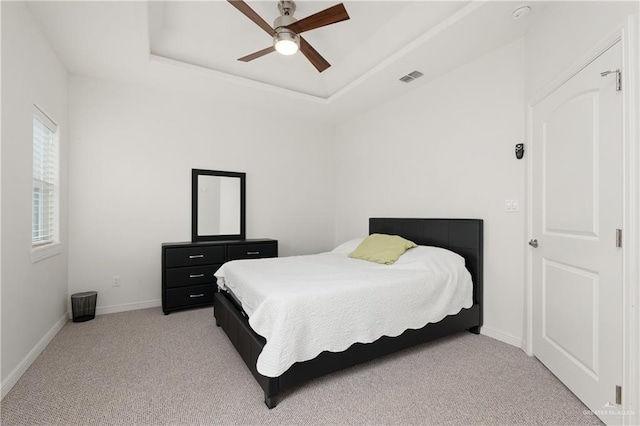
top-left (515, 143), bottom-right (524, 160)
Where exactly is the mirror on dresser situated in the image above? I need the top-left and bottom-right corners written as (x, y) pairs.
top-left (192, 169), bottom-right (246, 242)
top-left (162, 169), bottom-right (276, 315)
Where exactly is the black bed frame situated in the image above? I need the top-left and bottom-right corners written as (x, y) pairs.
top-left (213, 218), bottom-right (483, 408)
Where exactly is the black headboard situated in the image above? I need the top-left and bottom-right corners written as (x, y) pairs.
top-left (369, 218), bottom-right (483, 310)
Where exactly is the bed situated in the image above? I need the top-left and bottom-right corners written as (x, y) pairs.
top-left (213, 218), bottom-right (483, 408)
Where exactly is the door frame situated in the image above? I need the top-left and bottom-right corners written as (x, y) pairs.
top-left (524, 17), bottom-right (639, 425)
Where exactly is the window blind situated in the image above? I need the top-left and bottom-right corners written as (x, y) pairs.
top-left (32, 106), bottom-right (59, 245)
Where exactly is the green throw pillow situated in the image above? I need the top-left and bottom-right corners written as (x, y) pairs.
top-left (348, 234), bottom-right (417, 265)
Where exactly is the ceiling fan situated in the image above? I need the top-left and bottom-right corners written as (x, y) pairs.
top-left (227, 0), bottom-right (350, 72)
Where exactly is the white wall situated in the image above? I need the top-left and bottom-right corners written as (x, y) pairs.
top-left (525, 1), bottom-right (639, 101)
top-left (334, 39), bottom-right (526, 346)
top-left (68, 76), bottom-right (336, 313)
top-left (1, 2), bottom-right (69, 394)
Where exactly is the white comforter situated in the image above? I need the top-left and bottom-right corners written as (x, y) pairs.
top-left (215, 245), bottom-right (473, 377)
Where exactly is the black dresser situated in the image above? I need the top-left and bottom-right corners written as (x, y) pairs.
top-left (161, 239), bottom-right (277, 314)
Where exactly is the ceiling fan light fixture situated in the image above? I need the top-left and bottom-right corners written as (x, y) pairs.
top-left (274, 31), bottom-right (300, 55)
top-left (228, 0), bottom-right (350, 72)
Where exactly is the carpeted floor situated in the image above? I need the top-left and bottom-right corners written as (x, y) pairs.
top-left (1, 307), bottom-right (602, 425)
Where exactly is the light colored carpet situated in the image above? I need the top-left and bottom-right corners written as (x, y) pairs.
top-left (1, 307), bottom-right (602, 425)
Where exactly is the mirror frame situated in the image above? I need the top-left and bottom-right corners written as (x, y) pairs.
top-left (191, 169), bottom-right (246, 242)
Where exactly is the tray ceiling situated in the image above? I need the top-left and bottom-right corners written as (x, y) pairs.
top-left (26, 1), bottom-right (542, 123)
top-left (148, 2), bottom-right (469, 99)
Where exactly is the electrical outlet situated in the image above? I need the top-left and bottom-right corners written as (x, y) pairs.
top-left (112, 275), bottom-right (120, 287)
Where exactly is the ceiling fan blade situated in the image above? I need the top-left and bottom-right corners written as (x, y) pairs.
top-left (299, 37), bottom-right (330, 72)
top-left (285, 3), bottom-right (349, 34)
top-left (238, 46), bottom-right (276, 62)
top-left (227, 0), bottom-right (276, 36)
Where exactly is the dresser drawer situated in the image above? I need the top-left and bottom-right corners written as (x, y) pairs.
top-left (227, 242), bottom-right (278, 261)
top-left (165, 265), bottom-right (221, 289)
top-left (162, 239), bottom-right (277, 314)
top-left (165, 246), bottom-right (225, 268)
top-left (165, 284), bottom-right (215, 309)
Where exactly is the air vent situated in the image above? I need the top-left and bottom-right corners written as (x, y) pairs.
top-left (399, 70), bottom-right (424, 83)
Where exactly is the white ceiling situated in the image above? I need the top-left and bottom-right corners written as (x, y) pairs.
top-left (27, 1), bottom-right (543, 124)
top-left (148, 1), bottom-right (469, 98)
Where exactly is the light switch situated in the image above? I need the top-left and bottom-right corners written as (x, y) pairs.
top-left (505, 199), bottom-right (519, 212)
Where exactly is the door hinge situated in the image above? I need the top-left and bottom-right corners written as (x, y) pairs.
top-left (616, 229), bottom-right (622, 248)
top-left (616, 385), bottom-right (622, 405)
top-left (600, 69), bottom-right (622, 91)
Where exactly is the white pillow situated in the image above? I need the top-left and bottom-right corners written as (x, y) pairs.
top-left (331, 238), bottom-right (365, 254)
top-left (393, 245), bottom-right (465, 268)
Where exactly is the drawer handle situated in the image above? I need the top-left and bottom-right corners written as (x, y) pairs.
top-left (189, 274), bottom-right (204, 278)
top-left (190, 294), bottom-right (205, 298)
top-left (247, 251), bottom-right (260, 255)
top-left (189, 254), bottom-right (204, 259)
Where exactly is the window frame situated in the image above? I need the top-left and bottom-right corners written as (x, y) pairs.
top-left (31, 105), bottom-right (62, 263)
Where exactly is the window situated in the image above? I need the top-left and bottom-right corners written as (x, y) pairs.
top-left (32, 106), bottom-right (59, 249)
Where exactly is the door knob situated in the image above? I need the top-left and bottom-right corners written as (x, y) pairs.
top-left (529, 239), bottom-right (539, 248)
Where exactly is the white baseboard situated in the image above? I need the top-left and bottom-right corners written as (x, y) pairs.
top-left (66, 299), bottom-right (162, 319)
top-left (1, 312), bottom-right (68, 400)
top-left (481, 325), bottom-right (523, 348)
top-left (95, 299), bottom-right (161, 316)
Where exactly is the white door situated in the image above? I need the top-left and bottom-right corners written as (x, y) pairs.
top-left (532, 41), bottom-right (623, 424)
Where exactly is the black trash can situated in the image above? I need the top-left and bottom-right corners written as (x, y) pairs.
top-left (71, 291), bottom-right (98, 322)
